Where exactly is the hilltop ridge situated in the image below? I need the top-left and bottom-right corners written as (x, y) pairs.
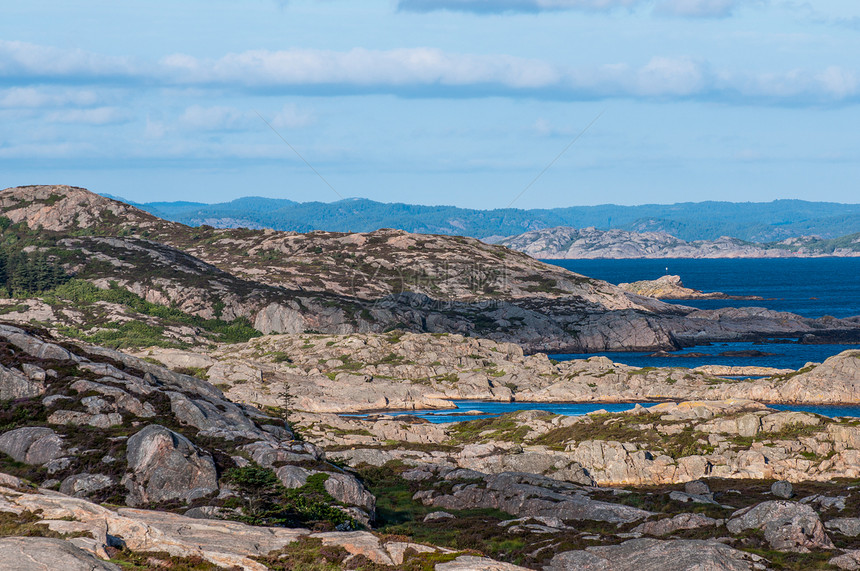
top-left (1, 184), bottom-right (859, 354)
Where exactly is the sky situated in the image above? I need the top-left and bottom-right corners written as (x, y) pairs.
top-left (1, 0), bottom-right (859, 209)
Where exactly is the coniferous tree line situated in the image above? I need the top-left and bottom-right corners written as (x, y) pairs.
top-left (0, 249), bottom-right (69, 296)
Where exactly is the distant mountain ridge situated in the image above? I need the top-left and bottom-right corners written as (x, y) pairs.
top-left (496, 226), bottom-right (860, 259)
top-left (110, 195), bottom-right (860, 242)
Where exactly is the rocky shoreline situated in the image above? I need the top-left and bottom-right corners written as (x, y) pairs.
top-left (3, 185), bottom-right (860, 569)
top-left (1, 310), bottom-right (860, 568)
top-left (496, 226), bottom-right (860, 259)
top-left (131, 331), bottom-right (860, 412)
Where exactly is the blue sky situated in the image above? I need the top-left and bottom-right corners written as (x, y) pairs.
top-left (1, 0), bottom-right (859, 208)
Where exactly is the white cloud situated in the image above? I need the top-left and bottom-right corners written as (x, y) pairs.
top-left (0, 40), bottom-right (136, 79)
top-left (178, 103), bottom-right (315, 132)
top-left (2, 40), bottom-right (859, 106)
top-left (0, 87), bottom-right (100, 108)
top-left (635, 57), bottom-right (707, 95)
top-left (45, 107), bottom-right (130, 125)
top-left (144, 117), bottom-right (167, 139)
top-left (162, 48), bottom-right (560, 89)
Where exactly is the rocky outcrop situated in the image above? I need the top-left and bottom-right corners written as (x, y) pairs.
top-left (0, 427), bottom-right (64, 466)
top-left (618, 275), bottom-right (761, 300)
top-left (122, 425), bottom-right (218, 506)
top-left (0, 477), bottom-right (508, 571)
top-left (418, 471), bottom-right (651, 524)
top-left (545, 538), bottom-right (767, 571)
top-left (323, 399), bottom-right (860, 487)
top-left (139, 332), bottom-right (860, 414)
top-left (0, 324), bottom-right (376, 524)
top-left (0, 364), bottom-right (45, 400)
top-left (726, 501), bottom-right (833, 552)
top-left (632, 512), bottom-right (721, 536)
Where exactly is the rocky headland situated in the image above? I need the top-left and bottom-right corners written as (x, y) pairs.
top-left (2, 185), bottom-right (859, 355)
top-left (496, 226), bottom-right (860, 259)
top-left (618, 275), bottom-right (763, 300)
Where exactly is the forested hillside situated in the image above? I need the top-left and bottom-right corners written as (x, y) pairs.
top-left (123, 196), bottom-right (860, 242)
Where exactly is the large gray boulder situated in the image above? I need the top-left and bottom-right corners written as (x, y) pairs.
top-left (323, 472), bottom-right (376, 512)
top-left (771, 480), bottom-right (793, 499)
top-left (0, 427), bottom-right (64, 465)
top-left (545, 538), bottom-right (765, 571)
top-left (275, 465), bottom-right (310, 489)
top-left (425, 471), bottom-right (651, 525)
top-left (122, 424), bottom-right (218, 506)
top-left (726, 500), bottom-right (833, 552)
top-left (0, 364), bottom-right (45, 400)
top-left (0, 537), bottom-right (120, 571)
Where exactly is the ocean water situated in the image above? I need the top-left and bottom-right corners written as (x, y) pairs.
top-left (345, 400), bottom-right (860, 423)
top-left (543, 258), bottom-right (860, 370)
top-left (545, 258), bottom-right (860, 319)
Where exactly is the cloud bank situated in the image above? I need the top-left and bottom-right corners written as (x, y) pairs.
top-left (2, 41), bottom-right (858, 105)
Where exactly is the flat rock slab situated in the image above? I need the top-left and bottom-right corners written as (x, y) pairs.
top-left (0, 537), bottom-right (120, 571)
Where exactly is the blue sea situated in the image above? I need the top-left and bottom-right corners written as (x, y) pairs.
top-left (341, 259), bottom-right (860, 422)
top-left (544, 258), bottom-right (860, 370)
top-left (345, 400), bottom-right (860, 423)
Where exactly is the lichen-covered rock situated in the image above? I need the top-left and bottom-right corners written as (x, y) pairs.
top-left (831, 549), bottom-right (860, 570)
top-left (0, 364), bottom-right (45, 400)
top-left (0, 427), bottom-right (64, 465)
top-left (726, 500), bottom-right (833, 552)
top-left (771, 480), bottom-right (793, 499)
top-left (122, 424), bottom-right (218, 506)
top-left (274, 465), bottom-right (310, 489)
top-left (436, 555), bottom-right (530, 570)
top-left (828, 518), bottom-right (860, 537)
top-left (323, 472), bottom-right (376, 513)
